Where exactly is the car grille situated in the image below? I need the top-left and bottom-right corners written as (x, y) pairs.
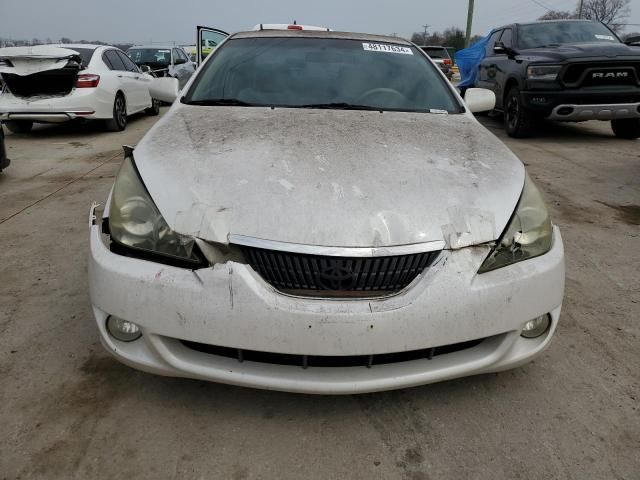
top-left (561, 61), bottom-right (640, 87)
top-left (239, 246), bottom-right (441, 297)
top-left (180, 337), bottom-right (487, 369)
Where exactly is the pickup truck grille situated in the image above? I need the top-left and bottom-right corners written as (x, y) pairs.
top-left (561, 62), bottom-right (640, 87)
top-left (240, 246), bottom-right (440, 297)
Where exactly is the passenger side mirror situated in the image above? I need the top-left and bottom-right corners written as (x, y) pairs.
top-left (139, 65), bottom-right (151, 73)
top-left (174, 57), bottom-right (187, 65)
top-left (624, 35), bottom-right (640, 46)
top-left (464, 88), bottom-right (496, 113)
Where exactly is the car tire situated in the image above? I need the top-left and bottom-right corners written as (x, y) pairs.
top-left (611, 119), bottom-right (640, 139)
top-left (5, 120), bottom-right (33, 134)
top-left (145, 98), bottom-right (160, 116)
top-left (105, 93), bottom-right (127, 132)
top-left (504, 86), bottom-right (535, 138)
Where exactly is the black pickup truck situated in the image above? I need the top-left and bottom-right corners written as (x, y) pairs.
top-left (476, 20), bottom-right (640, 138)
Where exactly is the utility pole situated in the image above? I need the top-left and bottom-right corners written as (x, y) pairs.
top-left (465, 0), bottom-right (475, 48)
top-left (578, 0), bottom-right (584, 18)
top-left (422, 24), bottom-right (430, 43)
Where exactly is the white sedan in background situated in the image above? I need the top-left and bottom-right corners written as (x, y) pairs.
top-left (0, 44), bottom-right (177, 133)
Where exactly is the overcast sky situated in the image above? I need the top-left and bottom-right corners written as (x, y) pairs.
top-left (1, 0), bottom-right (639, 44)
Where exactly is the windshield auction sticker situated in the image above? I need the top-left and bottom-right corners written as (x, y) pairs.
top-left (362, 43), bottom-right (413, 55)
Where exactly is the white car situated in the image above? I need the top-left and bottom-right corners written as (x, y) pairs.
top-left (0, 44), bottom-right (174, 132)
top-left (89, 29), bottom-right (565, 394)
top-left (126, 45), bottom-right (196, 90)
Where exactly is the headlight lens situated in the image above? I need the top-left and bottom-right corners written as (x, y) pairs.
top-left (478, 175), bottom-right (552, 273)
top-left (109, 157), bottom-right (199, 263)
top-left (527, 65), bottom-right (561, 81)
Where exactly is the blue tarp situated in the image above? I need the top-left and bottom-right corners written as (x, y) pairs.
top-left (455, 31), bottom-right (494, 89)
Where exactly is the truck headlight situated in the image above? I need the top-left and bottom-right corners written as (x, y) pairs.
top-left (478, 175), bottom-right (553, 273)
top-left (109, 157), bottom-right (199, 264)
top-left (527, 65), bottom-right (561, 81)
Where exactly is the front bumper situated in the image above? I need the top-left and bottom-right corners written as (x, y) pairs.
top-left (88, 216), bottom-right (565, 394)
top-left (521, 88), bottom-right (640, 120)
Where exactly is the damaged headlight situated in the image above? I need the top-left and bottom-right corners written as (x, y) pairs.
top-left (478, 175), bottom-right (552, 273)
top-left (109, 157), bottom-right (200, 264)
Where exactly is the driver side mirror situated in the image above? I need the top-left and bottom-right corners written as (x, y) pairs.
top-left (139, 65), bottom-right (151, 73)
top-left (493, 42), bottom-right (507, 54)
top-left (464, 88), bottom-right (496, 113)
top-left (624, 35), bottom-right (640, 46)
top-left (174, 57), bottom-right (187, 65)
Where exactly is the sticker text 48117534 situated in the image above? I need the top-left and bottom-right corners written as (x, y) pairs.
top-left (362, 43), bottom-right (414, 55)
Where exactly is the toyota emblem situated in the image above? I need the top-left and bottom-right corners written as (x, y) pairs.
top-left (317, 260), bottom-right (357, 290)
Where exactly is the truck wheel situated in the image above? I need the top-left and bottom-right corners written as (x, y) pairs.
top-left (504, 86), bottom-right (534, 138)
top-left (145, 98), bottom-right (160, 116)
top-left (105, 93), bottom-right (127, 132)
top-left (611, 119), bottom-right (640, 139)
top-left (5, 120), bottom-right (33, 134)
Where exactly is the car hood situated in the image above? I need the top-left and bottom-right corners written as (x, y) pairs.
top-left (519, 41), bottom-right (640, 62)
top-left (133, 106), bottom-right (525, 249)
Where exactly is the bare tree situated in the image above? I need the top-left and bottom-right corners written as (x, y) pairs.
top-left (538, 10), bottom-right (577, 20)
top-left (537, 0), bottom-right (630, 31)
top-left (580, 0), bottom-right (631, 30)
top-left (411, 32), bottom-right (427, 44)
top-left (411, 27), bottom-right (467, 49)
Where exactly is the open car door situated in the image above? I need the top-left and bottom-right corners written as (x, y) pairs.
top-left (196, 26), bottom-right (229, 66)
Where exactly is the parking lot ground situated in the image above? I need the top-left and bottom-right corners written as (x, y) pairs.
top-left (0, 112), bottom-right (638, 480)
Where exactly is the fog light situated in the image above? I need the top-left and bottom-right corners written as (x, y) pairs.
top-left (521, 314), bottom-right (551, 339)
top-left (106, 315), bottom-right (142, 342)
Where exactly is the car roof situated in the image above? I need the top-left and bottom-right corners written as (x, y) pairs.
top-left (496, 19), bottom-right (596, 29)
top-left (128, 45), bottom-right (180, 50)
top-left (52, 43), bottom-right (107, 49)
top-left (231, 30), bottom-right (412, 45)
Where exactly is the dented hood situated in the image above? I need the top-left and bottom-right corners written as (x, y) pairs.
top-left (134, 106), bottom-right (525, 249)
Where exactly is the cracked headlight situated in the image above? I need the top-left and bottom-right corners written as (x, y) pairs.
top-left (527, 65), bottom-right (561, 81)
top-left (478, 175), bottom-right (553, 273)
top-left (109, 157), bottom-right (199, 264)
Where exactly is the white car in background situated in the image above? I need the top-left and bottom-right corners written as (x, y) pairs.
top-left (0, 44), bottom-right (177, 133)
top-left (126, 45), bottom-right (196, 90)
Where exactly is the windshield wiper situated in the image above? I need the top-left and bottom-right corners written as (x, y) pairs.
top-left (182, 98), bottom-right (256, 106)
top-left (294, 102), bottom-right (383, 112)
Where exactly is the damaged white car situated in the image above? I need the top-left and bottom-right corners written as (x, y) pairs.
top-left (0, 44), bottom-right (179, 132)
top-left (89, 29), bottom-right (565, 394)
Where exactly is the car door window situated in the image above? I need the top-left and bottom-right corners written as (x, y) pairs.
top-left (117, 51), bottom-right (140, 72)
top-left (177, 49), bottom-right (189, 62)
top-left (102, 52), bottom-right (114, 70)
top-left (172, 49), bottom-right (182, 64)
top-left (500, 29), bottom-right (513, 49)
top-left (105, 50), bottom-right (126, 71)
top-left (486, 30), bottom-right (502, 56)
